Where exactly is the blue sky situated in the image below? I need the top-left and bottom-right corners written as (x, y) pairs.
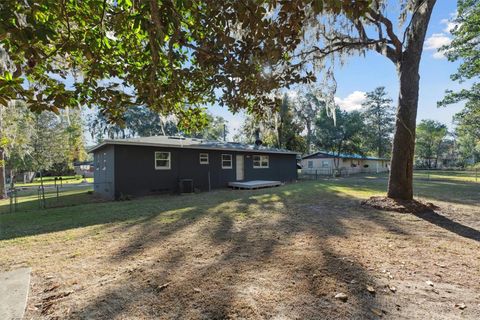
top-left (210, 1), bottom-right (465, 139)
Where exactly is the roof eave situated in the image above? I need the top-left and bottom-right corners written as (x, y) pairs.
top-left (88, 140), bottom-right (299, 155)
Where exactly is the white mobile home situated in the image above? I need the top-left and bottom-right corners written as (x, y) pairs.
top-left (301, 151), bottom-right (389, 175)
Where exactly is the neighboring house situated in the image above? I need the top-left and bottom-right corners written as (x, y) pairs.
top-left (73, 161), bottom-right (94, 178)
top-left (88, 136), bottom-right (298, 199)
top-left (301, 151), bottom-right (389, 175)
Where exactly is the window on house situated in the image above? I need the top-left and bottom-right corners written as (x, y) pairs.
top-left (199, 153), bottom-right (209, 164)
top-left (253, 155), bottom-right (269, 168)
top-left (155, 152), bottom-right (171, 169)
top-left (96, 154), bottom-right (101, 170)
top-left (321, 160), bottom-right (329, 168)
top-left (221, 154), bottom-right (232, 169)
top-left (307, 160), bottom-right (313, 168)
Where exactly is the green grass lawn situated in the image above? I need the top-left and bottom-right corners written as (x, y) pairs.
top-left (0, 185), bottom-right (94, 215)
top-left (413, 169), bottom-right (479, 183)
top-left (14, 175), bottom-right (93, 187)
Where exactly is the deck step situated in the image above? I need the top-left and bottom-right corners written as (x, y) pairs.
top-left (228, 180), bottom-right (282, 190)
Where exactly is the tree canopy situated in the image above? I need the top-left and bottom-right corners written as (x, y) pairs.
top-left (415, 120), bottom-right (448, 168)
top-left (439, 0), bottom-right (480, 166)
top-left (314, 107), bottom-right (364, 168)
top-left (0, 0), bottom-right (370, 130)
top-left (361, 87), bottom-right (394, 158)
top-left (439, 0), bottom-right (480, 107)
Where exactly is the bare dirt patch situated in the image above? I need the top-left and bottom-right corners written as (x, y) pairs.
top-left (361, 196), bottom-right (439, 213)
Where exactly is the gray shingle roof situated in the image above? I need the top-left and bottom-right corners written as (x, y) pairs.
top-left (88, 136), bottom-right (299, 154)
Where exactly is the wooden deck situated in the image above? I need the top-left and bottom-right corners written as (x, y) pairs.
top-left (228, 180), bottom-right (282, 190)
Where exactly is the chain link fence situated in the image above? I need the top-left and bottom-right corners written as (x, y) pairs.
top-left (298, 168), bottom-right (479, 183)
top-left (299, 167), bottom-right (389, 180)
top-left (1, 182), bottom-right (96, 214)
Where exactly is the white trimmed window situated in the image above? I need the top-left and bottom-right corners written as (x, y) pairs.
top-left (199, 153), bottom-right (209, 164)
top-left (221, 154), bottom-right (232, 169)
top-left (321, 160), bottom-right (329, 168)
top-left (155, 151), bottom-right (171, 170)
top-left (307, 160), bottom-right (313, 168)
top-left (253, 155), bottom-right (269, 168)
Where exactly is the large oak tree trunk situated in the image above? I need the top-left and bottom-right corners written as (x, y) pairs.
top-left (387, 58), bottom-right (420, 199)
top-left (386, 0), bottom-right (436, 200)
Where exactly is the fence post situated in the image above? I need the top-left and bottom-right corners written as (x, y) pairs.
top-left (37, 187), bottom-right (41, 208)
top-left (14, 189), bottom-right (18, 211)
top-left (315, 170), bottom-right (318, 180)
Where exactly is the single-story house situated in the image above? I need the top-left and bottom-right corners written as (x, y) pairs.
top-left (73, 161), bottom-right (94, 178)
top-left (301, 151), bottom-right (390, 175)
top-left (88, 136), bottom-right (299, 199)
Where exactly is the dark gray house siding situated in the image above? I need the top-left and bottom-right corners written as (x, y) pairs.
top-left (92, 144), bottom-right (297, 199)
top-left (93, 145), bottom-right (115, 199)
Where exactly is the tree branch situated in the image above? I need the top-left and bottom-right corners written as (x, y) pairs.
top-left (367, 9), bottom-right (403, 55)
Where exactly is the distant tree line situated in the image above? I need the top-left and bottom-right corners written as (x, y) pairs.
top-left (234, 85), bottom-right (479, 170)
top-left (87, 107), bottom-right (229, 144)
top-left (0, 102), bottom-right (87, 184)
top-left (235, 86), bottom-right (395, 164)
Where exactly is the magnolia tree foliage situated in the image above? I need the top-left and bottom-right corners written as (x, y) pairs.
top-left (0, 0), bottom-right (370, 129)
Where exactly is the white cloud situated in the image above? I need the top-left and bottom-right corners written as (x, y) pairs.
top-left (425, 33), bottom-right (451, 50)
top-left (441, 11), bottom-right (458, 33)
top-left (441, 18), bottom-right (457, 33)
top-left (334, 91), bottom-right (366, 112)
top-left (424, 33), bottom-right (451, 59)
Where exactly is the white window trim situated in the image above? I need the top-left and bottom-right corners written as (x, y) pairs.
top-left (199, 153), bottom-right (209, 164)
top-left (307, 160), bottom-right (313, 168)
top-left (155, 151), bottom-right (171, 170)
top-left (221, 154), bottom-right (232, 169)
top-left (253, 155), bottom-right (269, 169)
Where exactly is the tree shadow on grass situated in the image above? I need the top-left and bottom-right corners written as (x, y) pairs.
top-left (69, 186), bottom-right (404, 319)
top-left (412, 210), bottom-right (480, 242)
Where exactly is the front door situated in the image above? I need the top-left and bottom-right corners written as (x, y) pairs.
top-left (236, 155), bottom-right (244, 181)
